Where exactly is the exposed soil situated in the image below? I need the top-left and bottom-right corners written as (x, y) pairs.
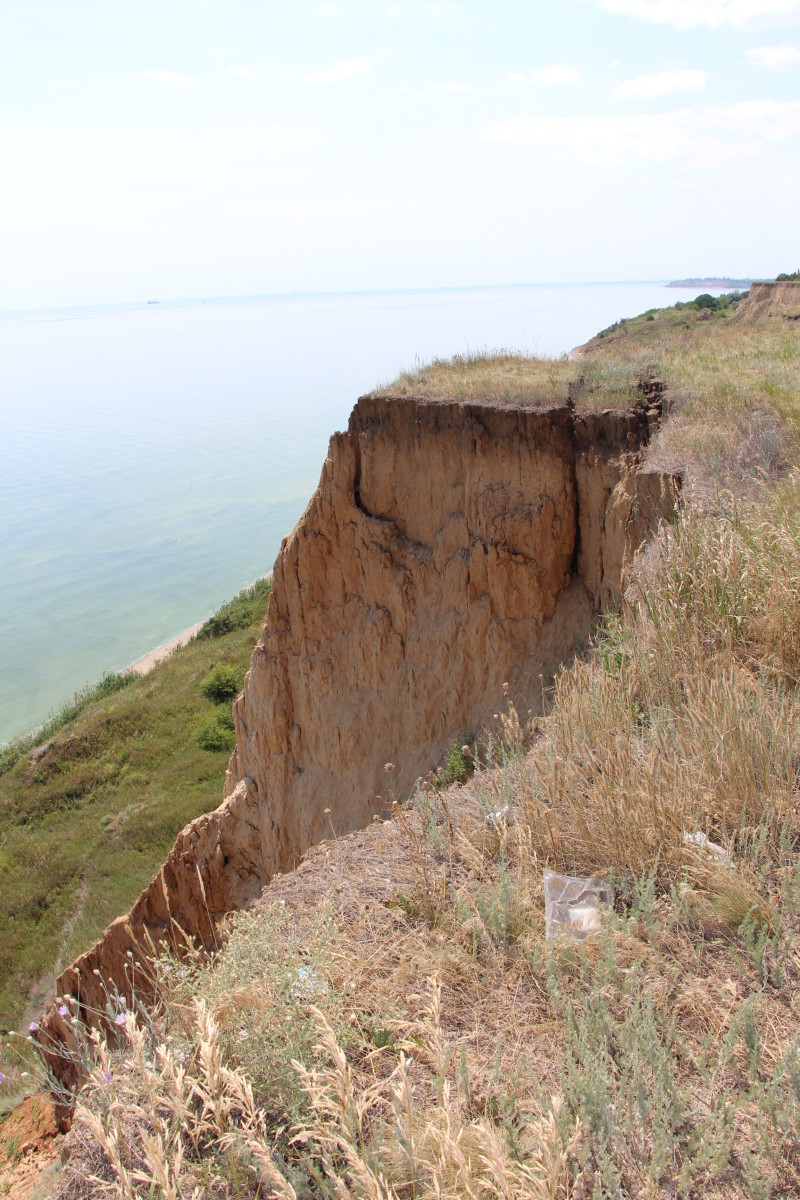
top-left (0, 1093), bottom-right (62, 1198)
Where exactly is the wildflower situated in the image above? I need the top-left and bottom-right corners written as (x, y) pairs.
top-left (114, 1012), bottom-right (126, 1027)
top-left (0, 1072), bottom-right (4, 1085)
top-left (58, 1005), bottom-right (69, 1017)
top-left (28, 1021), bottom-right (39, 1033)
top-left (103, 1070), bottom-right (113, 1086)
top-left (461, 744), bottom-right (471, 756)
top-left (384, 762), bottom-right (395, 772)
top-left (237, 1029), bottom-right (249, 1042)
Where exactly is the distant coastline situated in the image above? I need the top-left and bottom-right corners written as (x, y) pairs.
top-left (667, 277), bottom-right (752, 289)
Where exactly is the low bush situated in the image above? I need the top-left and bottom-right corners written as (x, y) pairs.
top-left (200, 663), bottom-right (242, 705)
top-left (196, 578), bottom-right (271, 640)
top-left (195, 714), bottom-right (236, 753)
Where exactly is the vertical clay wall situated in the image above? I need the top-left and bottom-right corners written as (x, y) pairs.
top-left (39, 393), bottom-right (678, 1091)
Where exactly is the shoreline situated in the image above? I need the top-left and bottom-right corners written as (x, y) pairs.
top-left (126, 571), bottom-right (273, 677)
top-left (126, 620), bottom-right (208, 676)
top-left (1, 575), bottom-right (272, 750)
top-left (127, 572), bottom-right (272, 677)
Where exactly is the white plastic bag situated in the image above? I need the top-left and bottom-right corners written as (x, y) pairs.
top-left (544, 869), bottom-right (613, 942)
top-left (683, 830), bottom-right (732, 866)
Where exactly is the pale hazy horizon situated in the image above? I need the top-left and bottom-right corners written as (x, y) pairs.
top-left (1, 0), bottom-right (798, 313)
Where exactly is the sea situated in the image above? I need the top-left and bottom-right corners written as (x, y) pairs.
top-left (0, 282), bottom-right (728, 745)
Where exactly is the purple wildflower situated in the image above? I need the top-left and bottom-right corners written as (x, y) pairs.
top-left (0, 1071), bottom-right (5, 1085)
top-left (103, 1070), bottom-right (113, 1086)
top-left (114, 1012), bottom-right (126, 1027)
top-left (28, 1021), bottom-right (39, 1033)
top-left (58, 1005), bottom-right (69, 1017)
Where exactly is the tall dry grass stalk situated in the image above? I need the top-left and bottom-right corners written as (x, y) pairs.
top-left (524, 490), bottom-right (800, 893)
top-left (59, 980), bottom-right (579, 1200)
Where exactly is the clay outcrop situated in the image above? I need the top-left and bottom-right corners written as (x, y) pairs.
top-left (737, 280), bottom-right (800, 321)
top-left (39, 391), bottom-right (678, 1093)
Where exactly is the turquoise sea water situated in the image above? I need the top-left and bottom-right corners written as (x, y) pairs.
top-left (0, 282), bottom-right (724, 744)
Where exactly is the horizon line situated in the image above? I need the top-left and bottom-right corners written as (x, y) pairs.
top-left (0, 277), bottom-right (753, 322)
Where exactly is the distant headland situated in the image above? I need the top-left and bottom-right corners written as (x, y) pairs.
top-left (667, 277), bottom-right (753, 289)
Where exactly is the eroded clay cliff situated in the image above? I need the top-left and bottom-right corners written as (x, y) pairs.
top-left (39, 391), bottom-right (678, 1092)
top-left (737, 280), bottom-right (800, 321)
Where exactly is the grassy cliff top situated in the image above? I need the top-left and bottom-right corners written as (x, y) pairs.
top-left (371, 290), bottom-right (749, 404)
top-left (374, 288), bottom-right (800, 499)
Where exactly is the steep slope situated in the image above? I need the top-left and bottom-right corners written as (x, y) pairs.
top-left (39, 391), bottom-right (677, 1091)
top-left (737, 279), bottom-right (800, 320)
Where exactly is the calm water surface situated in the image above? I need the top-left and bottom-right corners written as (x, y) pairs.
top-left (0, 283), bottom-right (721, 743)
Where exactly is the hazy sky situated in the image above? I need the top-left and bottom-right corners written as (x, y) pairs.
top-left (1, 0), bottom-right (799, 309)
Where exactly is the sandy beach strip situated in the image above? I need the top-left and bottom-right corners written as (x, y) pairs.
top-left (127, 620), bottom-right (207, 676)
top-left (126, 574), bottom-right (272, 678)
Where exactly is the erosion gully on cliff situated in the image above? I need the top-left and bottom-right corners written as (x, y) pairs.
top-left (37, 385), bottom-right (679, 1101)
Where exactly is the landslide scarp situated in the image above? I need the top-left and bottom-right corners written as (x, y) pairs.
top-left (38, 388), bottom-right (678, 1095)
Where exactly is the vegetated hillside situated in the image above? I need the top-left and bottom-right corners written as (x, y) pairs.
top-left (7, 286), bottom-right (800, 1199)
top-left (0, 580), bottom-right (271, 1037)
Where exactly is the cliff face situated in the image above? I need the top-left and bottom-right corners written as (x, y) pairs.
top-left (737, 280), bottom-right (800, 320)
top-left (39, 393), bottom-right (678, 1093)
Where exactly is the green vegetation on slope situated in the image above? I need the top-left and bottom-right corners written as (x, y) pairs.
top-left (0, 579), bottom-right (270, 1033)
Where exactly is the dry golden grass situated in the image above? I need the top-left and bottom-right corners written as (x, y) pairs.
top-left (584, 303), bottom-right (800, 493)
top-left (375, 295), bottom-right (800, 499)
top-left (371, 350), bottom-right (575, 405)
top-left (370, 350), bottom-right (646, 412)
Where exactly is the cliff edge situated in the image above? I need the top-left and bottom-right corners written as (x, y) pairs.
top-left (737, 279), bottom-right (800, 321)
top-left (39, 391), bottom-right (677, 1092)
